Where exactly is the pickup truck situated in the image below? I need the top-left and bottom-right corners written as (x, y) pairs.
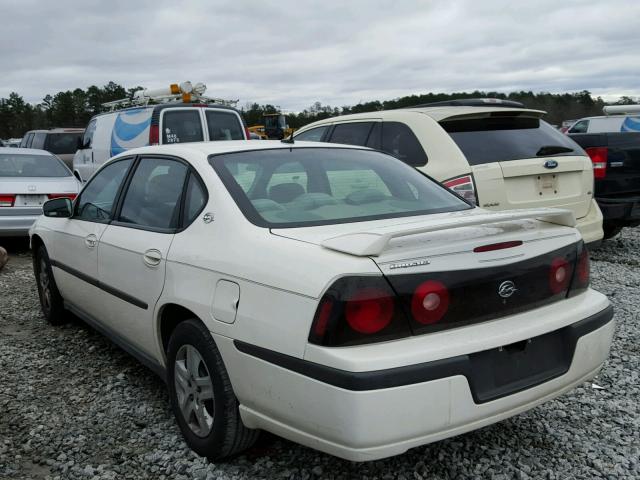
top-left (568, 131), bottom-right (640, 238)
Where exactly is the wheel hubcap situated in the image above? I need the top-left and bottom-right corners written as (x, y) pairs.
top-left (39, 258), bottom-right (51, 312)
top-left (174, 344), bottom-right (214, 437)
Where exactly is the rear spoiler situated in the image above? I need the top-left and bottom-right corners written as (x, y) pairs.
top-left (321, 208), bottom-right (575, 257)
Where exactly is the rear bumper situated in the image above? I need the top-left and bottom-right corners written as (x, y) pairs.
top-left (596, 195), bottom-right (640, 225)
top-left (218, 292), bottom-right (614, 461)
top-left (575, 199), bottom-right (604, 244)
top-left (0, 214), bottom-right (40, 237)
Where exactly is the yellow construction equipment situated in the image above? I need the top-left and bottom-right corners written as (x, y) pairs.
top-left (248, 113), bottom-right (295, 140)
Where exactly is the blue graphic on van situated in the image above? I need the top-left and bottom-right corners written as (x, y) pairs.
top-left (621, 116), bottom-right (640, 132)
top-left (110, 108), bottom-right (153, 156)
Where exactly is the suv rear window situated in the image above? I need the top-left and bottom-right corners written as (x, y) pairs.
top-left (45, 132), bottom-right (82, 154)
top-left (442, 117), bottom-right (582, 165)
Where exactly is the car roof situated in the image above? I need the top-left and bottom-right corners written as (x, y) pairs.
top-left (109, 140), bottom-right (367, 166)
top-left (23, 128), bottom-right (84, 133)
top-left (296, 106), bottom-right (545, 130)
top-left (0, 147), bottom-right (54, 155)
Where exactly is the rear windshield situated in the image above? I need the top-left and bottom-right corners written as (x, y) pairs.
top-left (45, 133), bottom-right (82, 154)
top-left (210, 147), bottom-right (470, 228)
top-left (0, 153), bottom-right (71, 177)
top-left (442, 117), bottom-right (583, 165)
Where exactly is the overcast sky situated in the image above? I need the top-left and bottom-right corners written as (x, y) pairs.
top-left (1, 0), bottom-right (639, 111)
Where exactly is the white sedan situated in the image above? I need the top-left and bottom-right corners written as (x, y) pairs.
top-left (29, 141), bottom-right (614, 461)
top-left (0, 147), bottom-right (80, 236)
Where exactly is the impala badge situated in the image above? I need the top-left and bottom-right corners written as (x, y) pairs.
top-left (389, 259), bottom-right (430, 270)
top-left (544, 160), bottom-right (558, 169)
top-left (498, 280), bottom-right (517, 298)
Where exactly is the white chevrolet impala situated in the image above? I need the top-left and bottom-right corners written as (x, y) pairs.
top-left (29, 141), bottom-right (614, 461)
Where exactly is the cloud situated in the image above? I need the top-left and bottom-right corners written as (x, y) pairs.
top-left (1, 0), bottom-right (639, 110)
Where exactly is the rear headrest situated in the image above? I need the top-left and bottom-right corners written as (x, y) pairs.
top-left (269, 182), bottom-right (305, 204)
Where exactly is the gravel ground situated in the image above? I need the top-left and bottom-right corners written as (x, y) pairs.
top-left (0, 232), bottom-right (638, 480)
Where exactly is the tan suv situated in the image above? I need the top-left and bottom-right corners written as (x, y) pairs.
top-left (293, 99), bottom-right (604, 247)
top-left (19, 128), bottom-right (84, 170)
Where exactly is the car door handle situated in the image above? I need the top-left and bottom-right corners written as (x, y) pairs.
top-left (143, 249), bottom-right (163, 267)
top-left (84, 234), bottom-right (97, 248)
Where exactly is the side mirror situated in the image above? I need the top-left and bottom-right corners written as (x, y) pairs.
top-left (43, 198), bottom-right (73, 218)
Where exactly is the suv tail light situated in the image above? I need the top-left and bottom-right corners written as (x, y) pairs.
top-left (308, 276), bottom-right (411, 347)
top-left (585, 147), bottom-right (607, 179)
top-left (149, 124), bottom-right (159, 145)
top-left (0, 194), bottom-right (15, 207)
top-left (48, 193), bottom-right (77, 201)
top-left (442, 174), bottom-right (477, 205)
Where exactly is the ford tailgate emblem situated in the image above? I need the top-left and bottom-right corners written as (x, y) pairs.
top-left (544, 160), bottom-right (558, 169)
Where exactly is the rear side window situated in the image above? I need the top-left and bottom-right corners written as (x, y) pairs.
top-left (31, 132), bottom-right (46, 150)
top-left (328, 122), bottom-right (373, 146)
top-left (45, 133), bottom-right (82, 154)
top-left (118, 157), bottom-right (188, 230)
top-left (367, 122), bottom-right (428, 167)
top-left (442, 117), bottom-right (582, 165)
top-left (206, 110), bottom-right (244, 140)
top-left (162, 110), bottom-right (204, 144)
top-left (295, 126), bottom-right (329, 142)
top-left (568, 120), bottom-right (589, 133)
top-left (184, 174), bottom-right (207, 225)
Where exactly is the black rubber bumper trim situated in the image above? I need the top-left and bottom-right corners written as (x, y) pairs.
top-left (234, 304), bottom-right (613, 402)
top-left (51, 259), bottom-right (148, 310)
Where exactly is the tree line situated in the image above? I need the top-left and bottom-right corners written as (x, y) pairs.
top-left (1, 81), bottom-right (637, 139)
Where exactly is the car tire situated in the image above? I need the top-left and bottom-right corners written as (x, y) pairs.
top-left (167, 319), bottom-right (260, 461)
top-left (34, 245), bottom-right (67, 325)
top-left (603, 224), bottom-right (622, 239)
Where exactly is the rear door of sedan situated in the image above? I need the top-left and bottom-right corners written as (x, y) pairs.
top-left (96, 155), bottom-right (205, 359)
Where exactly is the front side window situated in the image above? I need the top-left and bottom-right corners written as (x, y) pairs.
top-left (210, 147), bottom-right (470, 228)
top-left (82, 119), bottom-right (97, 148)
top-left (45, 133), bottom-right (83, 154)
top-left (31, 132), bottom-right (46, 150)
top-left (442, 117), bottom-right (583, 165)
top-left (295, 126), bottom-right (329, 142)
top-left (162, 110), bottom-right (204, 144)
top-left (568, 120), bottom-right (589, 134)
top-left (328, 122), bottom-right (374, 146)
top-left (0, 153), bottom-right (70, 178)
top-left (75, 159), bottom-right (132, 222)
top-left (20, 133), bottom-right (34, 148)
top-left (205, 111), bottom-right (244, 140)
top-left (118, 157), bottom-right (188, 230)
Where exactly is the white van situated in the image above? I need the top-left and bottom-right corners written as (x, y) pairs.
top-left (73, 103), bottom-right (248, 181)
top-left (567, 105), bottom-right (640, 134)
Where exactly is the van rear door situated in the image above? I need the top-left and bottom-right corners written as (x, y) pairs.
top-left (441, 115), bottom-right (593, 219)
top-left (203, 108), bottom-right (247, 140)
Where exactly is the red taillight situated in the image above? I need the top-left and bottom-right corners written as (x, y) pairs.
top-left (47, 193), bottom-right (77, 201)
top-left (585, 147), bottom-right (607, 179)
top-left (245, 127), bottom-right (251, 140)
top-left (149, 124), bottom-right (159, 145)
top-left (474, 240), bottom-right (523, 253)
top-left (442, 174), bottom-right (477, 205)
top-left (0, 194), bottom-right (16, 207)
top-left (549, 257), bottom-right (570, 294)
top-left (411, 280), bottom-right (449, 325)
top-left (345, 288), bottom-right (394, 334)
